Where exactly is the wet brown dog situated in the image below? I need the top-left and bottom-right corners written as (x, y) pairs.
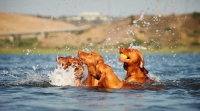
top-left (56, 56), bottom-right (84, 86)
top-left (78, 51), bottom-right (104, 86)
top-left (95, 63), bottom-right (143, 89)
top-left (119, 46), bottom-right (154, 83)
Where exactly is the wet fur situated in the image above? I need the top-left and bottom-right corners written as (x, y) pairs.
top-left (119, 46), bottom-right (154, 83)
top-left (78, 51), bottom-right (104, 86)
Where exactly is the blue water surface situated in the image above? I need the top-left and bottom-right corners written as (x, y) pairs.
top-left (0, 53), bottom-right (200, 111)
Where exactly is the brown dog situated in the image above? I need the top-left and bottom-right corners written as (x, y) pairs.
top-left (56, 56), bottom-right (84, 86)
top-left (95, 63), bottom-right (143, 89)
top-left (78, 51), bottom-right (104, 86)
top-left (56, 56), bottom-right (72, 70)
top-left (119, 46), bottom-right (154, 83)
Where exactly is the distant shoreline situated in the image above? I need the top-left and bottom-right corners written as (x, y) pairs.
top-left (0, 46), bottom-right (199, 54)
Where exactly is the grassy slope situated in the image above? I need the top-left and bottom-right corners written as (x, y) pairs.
top-left (0, 12), bottom-right (200, 54)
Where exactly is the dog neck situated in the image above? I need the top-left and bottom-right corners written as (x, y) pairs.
top-left (125, 64), bottom-right (152, 83)
top-left (127, 64), bottom-right (146, 78)
top-left (82, 65), bottom-right (98, 86)
top-left (99, 70), bottom-right (123, 89)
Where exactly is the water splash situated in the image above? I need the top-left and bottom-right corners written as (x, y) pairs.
top-left (0, 64), bottom-right (88, 87)
top-left (0, 69), bottom-right (50, 87)
top-left (48, 65), bottom-right (88, 87)
top-left (132, 11), bottom-right (151, 28)
top-left (129, 42), bottom-right (147, 50)
top-left (126, 30), bottom-right (134, 35)
top-left (48, 66), bottom-right (76, 86)
top-left (139, 11), bottom-right (145, 21)
top-left (32, 65), bottom-right (39, 71)
top-left (148, 73), bottom-right (161, 83)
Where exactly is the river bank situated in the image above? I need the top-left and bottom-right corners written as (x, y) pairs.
top-left (0, 46), bottom-right (199, 55)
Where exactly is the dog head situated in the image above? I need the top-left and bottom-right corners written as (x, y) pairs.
top-left (56, 56), bottom-right (72, 69)
top-left (119, 46), bottom-right (141, 65)
top-left (78, 51), bottom-right (104, 66)
top-left (56, 56), bottom-right (84, 79)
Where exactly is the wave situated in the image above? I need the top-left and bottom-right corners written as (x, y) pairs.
top-left (163, 78), bottom-right (200, 90)
top-left (1, 65), bottom-right (199, 92)
top-left (0, 81), bottom-right (51, 87)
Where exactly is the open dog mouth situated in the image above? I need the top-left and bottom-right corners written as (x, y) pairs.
top-left (95, 76), bottom-right (100, 80)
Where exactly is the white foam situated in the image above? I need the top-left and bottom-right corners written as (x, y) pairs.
top-left (48, 66), bottom-right (76, 86)
top-left (48, 64), bottom-right (88, 86)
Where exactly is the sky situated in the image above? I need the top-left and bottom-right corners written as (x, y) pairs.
top-left (0, 0), bottom-right (200, 17)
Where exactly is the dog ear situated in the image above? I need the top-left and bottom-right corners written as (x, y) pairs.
top-left (99, 72), bottom-right (106, 82)
top-left (97, 55), bottom-right (104, 64)
top-left (92, 58), bottom-right (103, 65)
top-left (97, 58), bottom-right (104, 64)
top-left (123, 63), bottom-right (128, 70)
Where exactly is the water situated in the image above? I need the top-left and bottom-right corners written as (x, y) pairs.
top-left (0, 53), bottom-right (200, 111)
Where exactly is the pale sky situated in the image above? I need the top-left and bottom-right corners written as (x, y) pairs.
top-left (0, 0), bottom-right (200, 17)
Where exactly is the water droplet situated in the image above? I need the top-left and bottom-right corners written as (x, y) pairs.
top-left (106, 37), bottom-right (111, 42)
top-left (26, 49), bottom-right (31, 55)
top-left (173, 54), bottom-right (176, 57)
top-left (88, 43), bottom-right (93, 46)
top-left (32, 66), bottom-right (36, 71)
top-left (133, 20), bottom-right (137, 24)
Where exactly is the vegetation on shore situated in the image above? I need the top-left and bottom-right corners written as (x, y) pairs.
top-left (0, 42), bottom-right (199, 54)
top-left (0, 12), bottom-right (200, 54)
